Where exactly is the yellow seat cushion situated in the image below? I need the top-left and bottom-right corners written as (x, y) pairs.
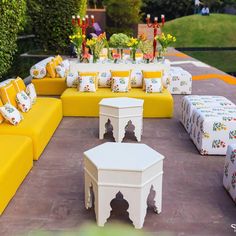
top-left (0, 97), bottom-right (63, 160)
top-left (61, 87), bottom-right (173, 118)
top-left (32, 78), bottom-right (67, 95)
top-left (0, 99), bottom-right (4, 124)
top-left (0, 135), bottom-right (33, 215)
top-left (12, 77), bottom-right (26, 93)
top-left (0, 83), bottom-right (17, 107)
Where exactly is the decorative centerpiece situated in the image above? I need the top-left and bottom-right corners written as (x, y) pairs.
top-left (155, 33), bottom-right (176, 60)
top-left (69, 31), bottom-right (85, 59)
top-left (127, 37), bottom-right (140, 62)
top-left (109, 33), bottom-right (129, 60)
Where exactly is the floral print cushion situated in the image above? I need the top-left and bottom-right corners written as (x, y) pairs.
top-left (144, 78), bottom-right (162, 93)
top-left (130, 70), bottom-right (142, 88)
top-left (26, 83), bottom-right (37, 104)
top-left (0, 103), bottom-right (23, 125)
top-left (16, 91), bottom-right (32, 113)
top-left (78, 76), bottom-right (96, 92)
top-left (56, 65), bottom-right (66, 78)
top-left (67, 72), bottom-right (78, 88)
top-left (98, 71), bottom-right (112, 87)
top-left (111, 77), bottom-right (129, 93)
top-left (223, 144), bottom-right (236, 203)
top-left (189, 106), bottom-right (236, 155)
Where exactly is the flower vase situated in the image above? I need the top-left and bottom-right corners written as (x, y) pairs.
top-left (132, 50), bottom-right (136, 63)
top-left (92, 51), bottom-right (98, 63)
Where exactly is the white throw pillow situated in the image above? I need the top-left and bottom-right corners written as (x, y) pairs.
top-left (130, 70), bottom-right (143, 87)
top-left (26, 83), bottom-right (37, 104)
top-left (78, 76), bottom-right (96, 92)
top-left (16, 91), bottom-right (32, 112)
top-left (145, 78), bottom-right (163, 93)
top-left (67, 72), bottom-right (78, 88)
top-left (98, 71), bottom-right (112, 87)
top-left (0, 103), bottom-right (23, 125)
top-left (61, 60), bottom-right (70, 71)
top-left (56, 65), bottom-right (66, 78)
top-left (112, 77), bottom-right (129, 93)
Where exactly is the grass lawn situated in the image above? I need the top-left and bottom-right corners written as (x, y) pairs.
top-left (163, 14), bottom-right (236, 47)
top-left (183, 50), bottom-right (236, 73)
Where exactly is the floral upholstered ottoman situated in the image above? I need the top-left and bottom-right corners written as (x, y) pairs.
top-left (189, 106), bottom-right (236, 155)
top-left (181, 95), bottom-right (236, 133)
top-left (223, 144), bottom-right (236, 203)
top-left (166, 67), bottom-right (192, 95)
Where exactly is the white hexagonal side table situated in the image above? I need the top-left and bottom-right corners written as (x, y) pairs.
top-left (84, 142), bottom-right (165, 229)
top-left (99, 97), bottom-right (144, 142)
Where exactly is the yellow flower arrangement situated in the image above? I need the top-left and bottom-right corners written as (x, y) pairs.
top-left (69, 31), bottom-right (85, 54)
top-left (127, 37), bottom-right (141, 62)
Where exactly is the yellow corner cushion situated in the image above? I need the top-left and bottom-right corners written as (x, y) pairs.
top-left (0, 97), bottom-right (63, 160)
top-left (55, 55), bottom-right (63, 65)
top-left (0, 83), bottom-right (17, 107)
top-left (79, 72), bottom-right (99, 89)
top-left (110, 70), bottom-right (131, 89)
top-left (46, 61), bottom-right (56, 78)
top-left (12, 77), bottom-right (26, 93)
top-left (0, 135), bottom-right (33, 215)
top-left (0, 99), bottom-right (4, 124)
top-left (142, 71), bottom-right (163, 90)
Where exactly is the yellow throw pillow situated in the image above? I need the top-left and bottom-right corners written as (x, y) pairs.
top-left (0, 99), bottom-right (4, 124)
top-left (111, 70), bottom-right (131, 89)
top-left (55, 55), bottom-right (63, 64)
top-left (0, 83), bottom-right (18, 107)
top-left (12, 77), bottom-right (26, 93)
top-left (79, 72), bottom-right (99, 89)
top-left (46, 61), bottom-right (56, 78)
top-left (142, 71), bottom-right (163, 90)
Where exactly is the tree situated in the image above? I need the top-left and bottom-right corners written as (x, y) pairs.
top-left (104, 0), bottom-right (142, 34)
top-left (0, 0), bottom-right (27, 78)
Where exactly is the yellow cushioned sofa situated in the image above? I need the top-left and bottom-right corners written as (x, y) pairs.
top-left (61, 88), bottom-right (173, 118)
top-left (0, 135), bottom-right (33, 214)
top-left (0, 97), bottom-right (63, 160)
top-left (32, 78), bottom-right (67, 96)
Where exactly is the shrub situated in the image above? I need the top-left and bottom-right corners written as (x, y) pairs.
top-left (0, 0), bottom-right (27, 78)
top-left (28, 0), bottom-right (82, 53)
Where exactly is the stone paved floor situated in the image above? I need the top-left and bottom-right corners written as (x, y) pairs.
top-left (0, 51), bottom-right (236, 236)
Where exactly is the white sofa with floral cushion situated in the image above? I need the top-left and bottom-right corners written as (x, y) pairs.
top-left (181, 95), bottom-right (236, 155)
top-left (223, 144), bottom-right (236, 203)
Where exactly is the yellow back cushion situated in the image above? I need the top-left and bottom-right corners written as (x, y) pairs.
top-left (79, 72), bottom-right (99, 89)
top-left (46, 61), bottom-right (56, 78)
top-left (0, 83), bottom-right (18, 107)
top-left (55, 55), bottom-right (63, 64)
top-left (0, 99), bottom-right (4, 124)
top-left (12, 77), bottom-right (26, 93)
top-left (111, 70), bottom-right (131, 89)
top-left (142, 71), bottom-right (163, 90)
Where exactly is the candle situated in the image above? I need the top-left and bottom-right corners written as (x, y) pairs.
top-left (72, 15), bottom-right (76, 25)
top-left (91, 15), bottom-right (94, 19)
top-left (85, 15), bottom-right (89, 19)
top-left (82, 17), bottom-right (85, 21)
top-left (72, 15), bottom-right (75, 19)
top-left (154, 17), bottom-right (158, 22)
top-left (77, 15), bottom-right (80, 19)
top-left (147, 14), bottom-right (150, 19)
top-left (161, 15), bottom-right (165, 26)
top-left (161, 14), bottom-right (165, 19)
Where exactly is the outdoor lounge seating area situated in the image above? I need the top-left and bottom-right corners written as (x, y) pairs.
top-left (1, 1), bottom-right (236, 235)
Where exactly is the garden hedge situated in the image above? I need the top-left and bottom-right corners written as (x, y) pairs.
top-left (28, 0), bottom-right (82, 53)
top-left (0, 0), bottom-right (26, 78)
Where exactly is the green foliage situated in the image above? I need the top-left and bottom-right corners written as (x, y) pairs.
top-left (0, 0), bottom-right (27, 78)
top-left (109, 33), bottom-right (129, 48)
top-left (105, 0), bottom-right (142, 31)
top-left (79, 0), bottom-right (88, 18)
top-left (163, 14), bottom-right (236, 47)
top-left (27, 0), bottom-right (81, 53)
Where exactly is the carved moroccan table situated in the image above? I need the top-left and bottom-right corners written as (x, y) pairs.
top-left (99, 97), bottom-right (144, 142)
top-left (84, 142), bottom-right (165, 229)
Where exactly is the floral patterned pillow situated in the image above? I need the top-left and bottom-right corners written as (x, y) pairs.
top-left (144, 78), bottom-right (163, 93)
top-left (30, 65), bottom-right (47, 79)
top-left (98, 71), bottom-right (112, 87)
top-left (67, 72), bottom-right (78, 88)
top-left (26, 83), bottom-right (37, 104)
top-left (56, 65), bottom-right (66, 78)
top-left (78, 76), bottom-right (96, 92)
top-left (16, 91), bottom-right (32, 112)
top-left (0, 103), bottom-right (23, 125)
top-left (111, 77), bottom-right (129, 93)
top-left (61, 59), bottom-right (70, 71)
top-left (130, 69), bottom-right (143, 87)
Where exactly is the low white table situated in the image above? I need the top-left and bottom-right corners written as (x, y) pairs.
top-left (84, 142), bottom-right (165, 229)
top-left (99, 97), bottom-right (144, 142)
